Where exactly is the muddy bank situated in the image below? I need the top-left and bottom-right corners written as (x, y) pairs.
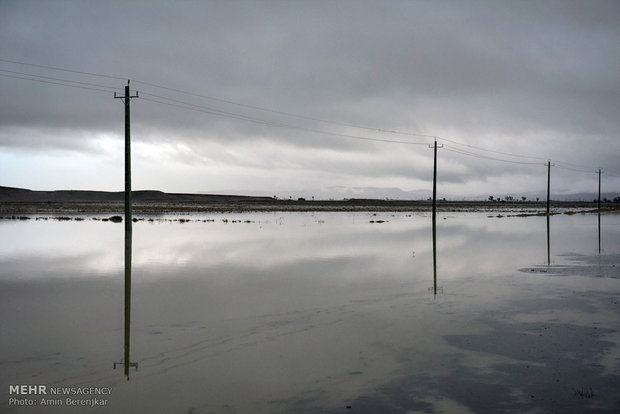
top-left (1, 200), bottom-right (616, 215)
top-left (521, 254), bottom-right (620, 279)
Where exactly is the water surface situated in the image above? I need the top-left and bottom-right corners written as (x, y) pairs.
top-left (1, 212), bottom-right (619, 413)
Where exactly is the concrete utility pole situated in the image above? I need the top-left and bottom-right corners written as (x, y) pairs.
top-left (546, 160), bottom-right (551, 215)
top-left (114, 81), bottom-right (139, 225)
top-left (598, 168), bottom-right (602, 210)
top-left (432, 140), bottom-right (437, 226)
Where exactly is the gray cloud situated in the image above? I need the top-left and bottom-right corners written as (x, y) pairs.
top-left (1, 0), bottom-right (619, 195)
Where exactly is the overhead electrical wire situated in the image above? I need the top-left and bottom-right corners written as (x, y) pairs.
top-left (0, 68), bottom-right (122, 92)
top-left (0, 57), bottom-right (126, 81)
top-left (140, 91), bottom-right (620, 172)
top-left (438, 136), bottom-right (602, 172)
top-left (0, 65), bottom-right (416, 145)
top-left (602, 172), bottom-right (620, 178)
top-left (133, 78), bottom-right (437, 139)
top-left (140, 95), bottom-right (429, 145)
top-left (443, 146), bottom-right (611, 175)
top-left (438, 136), bottom-right (548, 162)
top-left (0, 57), bottom-right (434, 139)
top-left (551, 159), bottom-right (601, 171)
top-left (1, 56), bottom-right (618, 175)
top-left (554, 164), bottom-right (598, 174)
top-left (0, 72), bottom-right (115, 94)
top-left (442, 145), bottom-right (546, 166)
top-left (0, 57), bottom-right (431, 145)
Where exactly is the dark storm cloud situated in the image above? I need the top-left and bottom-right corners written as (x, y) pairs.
top-left (1, 0), bottom-right (619, 189)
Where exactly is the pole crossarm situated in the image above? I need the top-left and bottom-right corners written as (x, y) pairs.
top-left (114, 80), bottom-right (139, 100)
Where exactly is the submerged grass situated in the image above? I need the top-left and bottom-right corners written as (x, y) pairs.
top-left (572, 386), bottom-right (595, 399)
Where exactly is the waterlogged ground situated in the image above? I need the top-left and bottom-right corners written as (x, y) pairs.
top-left (1, 212), bottom-right (619, 413)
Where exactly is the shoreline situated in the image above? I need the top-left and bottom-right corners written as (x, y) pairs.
top-left (1, 200), bottom-right (618, 217)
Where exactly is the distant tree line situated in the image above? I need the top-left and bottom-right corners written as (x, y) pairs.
top-left (487, 195), bottom-right (620, 203)
top-left (488, 195), bottom-right (536, 202)
top-left (596, 196), bottom-right (620, 203)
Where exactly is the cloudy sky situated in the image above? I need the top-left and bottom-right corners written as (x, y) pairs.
top-left (1, 0), bottom-right (619, 199)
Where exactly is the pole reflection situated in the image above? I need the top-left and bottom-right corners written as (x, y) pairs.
top-left (114, 216), bottom-right (138, 380)
top-left (429, 210), bottom-right (442, 297)
top-left (598, 212), bottom-right (601, 254)
top-left (546, 215), bottom-right (551, 265)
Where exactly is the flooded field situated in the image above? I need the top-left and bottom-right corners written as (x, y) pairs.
top-left (1, 212), bottom-right (619, 413)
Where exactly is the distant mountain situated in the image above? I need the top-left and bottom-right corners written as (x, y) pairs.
top-left (0, 186), bottom-right (275, 203)
top-left (204, 186), bottom-right (434, 200)
top-left (2, 185), bottom-right (616, 204)
top-left (209, 186), bottom-right (618, 202)
top-left (322, 186), bottom-right (432, 200)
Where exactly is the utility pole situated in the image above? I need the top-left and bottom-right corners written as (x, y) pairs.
top-left (598, 168), bottom-right (602, 254)
top-left (546, 160), bottom-right (551, 215)
top-left (598, 168), bottom-right (601, 210)
top-left (433, 140), bottom-right (437, 226)
top-left (114, 81), bottom-right (139, 225)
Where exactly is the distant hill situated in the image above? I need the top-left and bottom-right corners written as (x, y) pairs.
top-left (1, 185), bottom-right (617, 204)
top-left (0, 186), bottom-right (276, 203)
top-left (224, 185), bottom-right (618, 202)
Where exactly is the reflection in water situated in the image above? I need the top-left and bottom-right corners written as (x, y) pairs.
top-left (598, 212), bottom-right (601, 254)
top-left (547, 215), bottom-right (551, 265)
top-left (430, 213), bottom-right (442, 297)
top-left (113, 217), bottom-right (138, 379)
top-left (1, 213), bottom-right (619, 413)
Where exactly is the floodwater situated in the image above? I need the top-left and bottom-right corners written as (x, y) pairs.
top-left (1, 212), bottom-right (619, 413)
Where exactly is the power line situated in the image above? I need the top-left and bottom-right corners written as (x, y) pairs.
top-left (140, 96), bottom-right (430, 145)
top-left (548, 156), bottom-right (606, 171)
top-left (0, 59), bottom-right (430, 145)
top-left (443, 145), bottom-right (546, 166)
top-left (133, 78), bottom-right (436, 139)
top-left (438, 136), bottom-right (549, 162)
top-left (1, 56), bottom-right (618, 175)
top-left (0, 57), bottom-right (126, 81)
top-left (444, 142), bottom-right (618, 175)
top-left (0, 68), bottom-right (122, 92)
top-left (3, 69), bottom-right (614, 173)
top-left (554, 164), bottom-right (597, 174)
top-left (0, 56), bottom-right (435, 139)
top-left (438, 135), bottom-right (603, 171)
top-left (0, 72), bottom-right (114, 94)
